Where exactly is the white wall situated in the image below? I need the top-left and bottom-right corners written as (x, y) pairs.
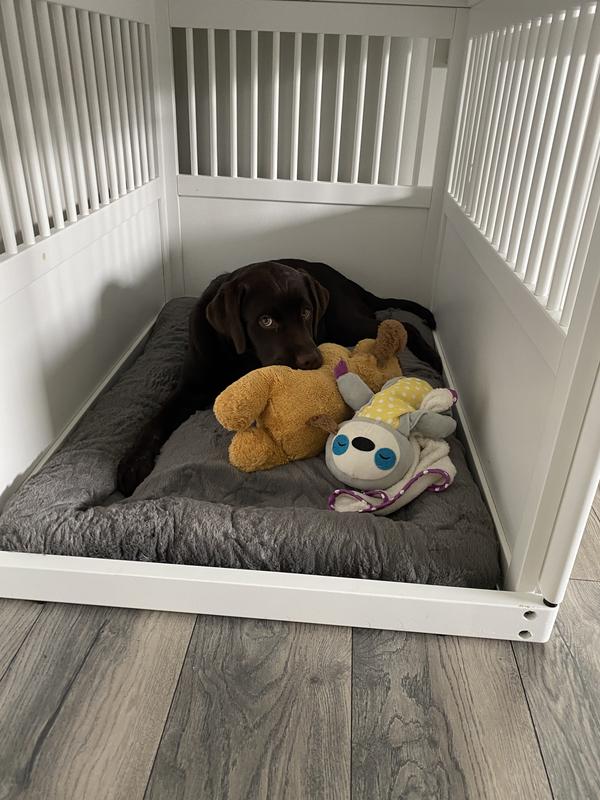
top-left (0, 202), bottom-right (165, 505)
top-left (435, 220), bottom-right (554, 550)
top-left (180, 196), bottom-right (430, 303)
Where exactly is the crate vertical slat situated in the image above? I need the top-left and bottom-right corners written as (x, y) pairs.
top-left (250, 30), bottom-right (258, 179)
top-left (21, 0), bottom-right (64, 230)
top-left (399, 37), bottom-right (433, 186)
top-left (392, 40), bottom-right (413, 185)
top-left (454, 33), bottom-right (484, 203)
top-left (560, 135), bottom-right (600, 325)
top-left (455, 32), bottom-right (484, 204)
top-left (310, 33), bottom-right (324, 182)
top-left (52, 4), bottom-right (91, 216)
top-left (0, 154), bottom-right (18, 255)
top-left (330, 33), bottom-right (346, 182)
top-left (66, 6), bottom-right (101, 210)
top-left (536, 4), bottom-right (600, 302)
top-left (448, 37), bottom-right (474, 197)
top-left (80, 10), bottom-right (111, 205)
top-left (207, 28), bottom-right (218, 176)
top-left (1, 0), bottom-right (50, 236)
top-left (102, 15), bottom-right (127, 194)
top-left (111, 17), bottom-right (136, 191)
top-left (140, 25), bottom-right (156, 180)
top-left (186, 29), bottom-right (198, 176)
top-left (121, 19), bottom-right (143, 187)
top-left (351, 35), bottom-right (369, 184)
top-left (271, 32), bottom-right (280, 180)
top-left (460, 33), bottom-right (491, 207)
top-left (371, 35), bottom-right (391, 184)
top-left (291, 32), bottom-right (302, 181)
top-left (131, 22), bottom-right (150, 185)
top-left (412, 38), bottom-right (436, 185)
top-left (229, 30), bottom-right (238, 178)
top-left (90, 13), bottom-right (119, 198)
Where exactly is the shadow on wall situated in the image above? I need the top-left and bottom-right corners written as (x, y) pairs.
top-left (179, 197), bottom-right (432, 305)
top-left (0, 203), bottom-right (165, 510)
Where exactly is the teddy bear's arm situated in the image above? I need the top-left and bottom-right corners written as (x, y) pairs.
top-left (213, 370), bottom-right (275, 431)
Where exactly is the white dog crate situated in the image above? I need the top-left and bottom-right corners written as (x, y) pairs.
top-left (1, 0), bottom-right (599, 642)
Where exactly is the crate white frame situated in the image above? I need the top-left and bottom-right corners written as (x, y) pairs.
top-left (1, 0), bottom-right (599, 643)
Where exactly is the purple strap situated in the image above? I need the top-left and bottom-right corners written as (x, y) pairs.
top-left (328, 468), bottom-right (452, 513)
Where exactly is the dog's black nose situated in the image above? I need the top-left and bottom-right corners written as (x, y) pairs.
top-left (296, 350), bottom-right (322, 370)
top-left (352, 436), bottom-right (375, 452)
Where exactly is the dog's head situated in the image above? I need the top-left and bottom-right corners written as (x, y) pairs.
top-left (206, 261), bottom-right (329, 369)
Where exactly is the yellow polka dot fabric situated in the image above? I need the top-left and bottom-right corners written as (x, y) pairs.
top-left (359, 378), bottom-right (433, 428)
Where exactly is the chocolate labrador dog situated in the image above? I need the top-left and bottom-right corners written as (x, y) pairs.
top-left (117, 258), bottom-right (440, 495)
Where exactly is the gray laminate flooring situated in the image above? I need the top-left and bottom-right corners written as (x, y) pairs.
top-left (0, 492), bottom-right (599, 800)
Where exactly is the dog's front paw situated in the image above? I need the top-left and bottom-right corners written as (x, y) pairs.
top-left (116, 447), bottom-right (156, 496)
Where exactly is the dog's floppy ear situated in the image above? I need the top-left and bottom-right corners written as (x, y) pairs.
top-left (206, 278), bottom-right (247, 354)
top-left (299, 270), bottom-right (330, 336)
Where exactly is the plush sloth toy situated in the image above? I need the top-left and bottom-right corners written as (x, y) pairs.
top-left (318, 362), bottom-right (458, 514)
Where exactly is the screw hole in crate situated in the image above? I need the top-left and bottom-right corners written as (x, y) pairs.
top-left (523, 611), bottom-right (537, 620)
top-left (519, 630), bottom-right (533, 640)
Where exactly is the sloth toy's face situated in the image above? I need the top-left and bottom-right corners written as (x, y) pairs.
top-left (326, 418), bottom-right (413, 490)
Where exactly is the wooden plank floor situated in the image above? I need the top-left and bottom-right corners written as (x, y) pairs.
top-left (0, 491), bottom-right (598, 799)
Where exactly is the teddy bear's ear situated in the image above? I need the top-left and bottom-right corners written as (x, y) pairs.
top-left (373, 320), bottom-right (408, 366)
top-left (309, 414), bottom-right (339, 434)
top-left (206, 278), bottom-right (247, 354)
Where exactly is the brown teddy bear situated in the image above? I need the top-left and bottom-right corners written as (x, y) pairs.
top-left (213, 320), bottom-right (407, 472)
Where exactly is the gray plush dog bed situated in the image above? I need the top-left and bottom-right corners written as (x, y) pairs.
top-left (0, 298), bottom-right (501, 589)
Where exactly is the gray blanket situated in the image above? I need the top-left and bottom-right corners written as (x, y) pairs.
top-left (0, 299), bottom-right (500, 588)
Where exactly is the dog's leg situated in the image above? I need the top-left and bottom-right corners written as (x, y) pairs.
top-left (116, 385), bottom-right (210, 496)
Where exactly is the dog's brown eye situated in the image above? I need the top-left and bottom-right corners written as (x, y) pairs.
top-left (301, 308), bottom-right (312, 321)
top-left (259, 315), bottom-right (274, 329)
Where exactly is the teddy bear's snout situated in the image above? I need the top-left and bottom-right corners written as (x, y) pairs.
top-left (352, 436), bottom-right (375, 452)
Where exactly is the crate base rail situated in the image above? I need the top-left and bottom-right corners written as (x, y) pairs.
top-left (0, 551), bottom-right (557, 642)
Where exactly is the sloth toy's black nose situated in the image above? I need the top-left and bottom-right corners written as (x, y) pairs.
top-left (352, 436), bottom-right (375, 452)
